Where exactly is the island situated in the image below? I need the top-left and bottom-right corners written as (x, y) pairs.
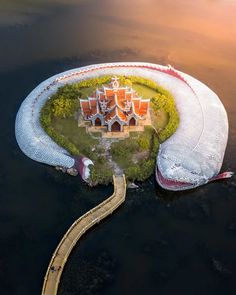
top-left (15, 62), bottom-right (231, 191)
top-left (39, 74), bottom-right (179, 186)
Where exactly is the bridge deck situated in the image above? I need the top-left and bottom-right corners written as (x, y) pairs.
top-left (42, 174), bottom-right (126, 295)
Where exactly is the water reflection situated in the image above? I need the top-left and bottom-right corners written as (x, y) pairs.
top-left (1, 0), bottom-right (236, 75)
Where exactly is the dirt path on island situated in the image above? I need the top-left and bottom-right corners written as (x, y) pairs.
top-left (98, 138), bottom-right (123, 176)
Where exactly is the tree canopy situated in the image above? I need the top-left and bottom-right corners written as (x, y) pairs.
top-left (51, 96), bottom-right (77, 118)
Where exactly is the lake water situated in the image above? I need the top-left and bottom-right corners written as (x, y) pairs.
top-left (0, 0), bottom-right (236, 294)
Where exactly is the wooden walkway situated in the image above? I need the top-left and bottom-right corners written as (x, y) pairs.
top-left (42, 174), bottom-right (126, 295)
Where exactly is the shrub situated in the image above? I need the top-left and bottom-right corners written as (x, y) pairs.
top-left (151, 93), bottom-right (179, 142)
top-left (138, 159), bottom-right (155, 181)
top-left (137, 136), bottom-right (150, 151)
top-left (125, 165), bottom-right (141, 182)
top-left (125, 159), bottom-right (155, 182)
top-left (51, 97), bottom-right (78, 118)
top-left (44, 126), bottom-right (80, 156)
top-left (111, 139), bottom-right (139, 159)
top-left (57, 84), bottom-right (81, 100)
top-left (150, 134), bottom-right (160, 158)
top-left (89, 164), bottom-right (113, 186)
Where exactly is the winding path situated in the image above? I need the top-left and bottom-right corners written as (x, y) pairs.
top-left (42, 174), bottom-right (126, 295)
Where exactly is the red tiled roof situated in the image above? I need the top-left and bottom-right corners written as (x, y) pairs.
top-left (133, 100), bottom-right (140, 114)
top-left (81, 99), bottom-right (99, 117)
top-left (117, 97), bottom-right (125, 109)
top-left (81, 80), bottom-right (149, 124)
top-left (139, 101), bottom-right (149, 116)
top-left (91, 107), bottom-right (98, 116)
top-left (126, 93), bottom-right (132, 100)
top-left (104, 108), bottom-right (116, 122)
top-left (116, 89), bottom-right (126, 98)
top-left (104, 107), bottom-right (128, 123)
top-left (117, 108), bottom-right (127, 121)
top-left (107, 97), bottom-right (116, 108)
top-left (81, 101), bottom-right (92, 116)
top-left (132, 99), bottom-right (149, 116)
top-left (90, 99), bottom-right (97, 108)
top-left (105, 89), bottom-right (114, 97)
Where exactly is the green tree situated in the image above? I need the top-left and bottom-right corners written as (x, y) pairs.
top-left (51, 96), bottom-right (77, 118)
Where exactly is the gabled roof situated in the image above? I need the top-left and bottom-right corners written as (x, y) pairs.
top-left (80, 77), bottom-right (150, 124)
top-left (104, 107), bottom-right (127, 123)
top-left (139, 101), bottom-right (149, 116)
top-left (132, 99), bottom-right (149, 117)
top-left (80, 100), bottom-right (92, 117)
top-left (80, 98), bottom-right (100, 117)
top-left (117, 108), bottom-right (127, 121)
top-left (104, 108), bottom-right (116, 122)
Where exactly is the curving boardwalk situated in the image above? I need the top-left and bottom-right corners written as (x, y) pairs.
top-left (42, 174), bottom-right (126, 295)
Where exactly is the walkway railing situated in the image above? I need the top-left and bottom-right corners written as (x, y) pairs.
top-left (42, 174), bottom-right (126, 295)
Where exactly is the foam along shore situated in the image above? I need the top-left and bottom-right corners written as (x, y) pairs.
top-left (15, 62), bottom-right (230, 190)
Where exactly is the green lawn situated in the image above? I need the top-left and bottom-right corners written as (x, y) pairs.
top-left (132, 83), bottom-right (169, 130)
top-left (150, 108), bottom-right (169, 131)
top-left (51, 116), bottom-right (113, 185)
top-left (132, 83), bottom-right (158, 99)
top-left (52, 116), bottom-right (99, 160)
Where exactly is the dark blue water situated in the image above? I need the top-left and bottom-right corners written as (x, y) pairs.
top-left (0, 1), bottom-right (236, 294)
